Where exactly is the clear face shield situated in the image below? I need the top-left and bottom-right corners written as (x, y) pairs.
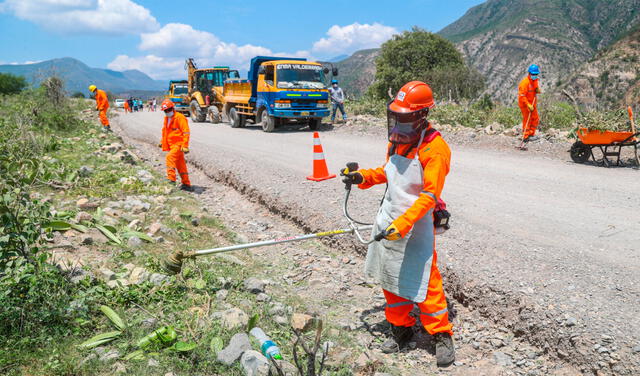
top-left (387, 104), bottom-right (429, 144)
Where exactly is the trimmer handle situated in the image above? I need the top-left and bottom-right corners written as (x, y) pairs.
top-left (374, 229), bottom-right (389, 242)
top-left (341, 162), bottom-right (360, 191)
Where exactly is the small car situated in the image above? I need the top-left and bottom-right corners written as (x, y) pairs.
top-left (114, 99), bottom-right (126, 108)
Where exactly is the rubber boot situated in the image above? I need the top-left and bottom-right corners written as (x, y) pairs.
top-left (380, 325), bottom-right (414, 354)
top-left (180, 184), bottom-right (193, 192)
top-left (434, 332), bottom-right (455, 367)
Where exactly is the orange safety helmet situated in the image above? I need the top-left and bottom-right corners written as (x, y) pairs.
top-left (161, 99), bottom-right (175, 111)
top-left (387, 81), bottom-right (435, 144)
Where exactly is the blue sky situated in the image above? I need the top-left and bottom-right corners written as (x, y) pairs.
top-left (0, 0), bottom-right (485, 79)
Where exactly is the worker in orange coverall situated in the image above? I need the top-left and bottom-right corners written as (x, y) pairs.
top-left (89, 84), bottom-right (111, 131)
top-left (341, 81), bottom-right (455, 367)
top-left (123, 100), bottom-right (130, 113)
top-left (159, 99), bottom-right (192, 191)
top-left (518, 64), bottom-right (542, 148)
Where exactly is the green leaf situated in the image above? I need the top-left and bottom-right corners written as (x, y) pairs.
top-left (96, 224), bottom-right (122, 245)
top-left (100, 305), bottom-right (126, 330)
top-left (71, 223), bottom-right (89, 233)
top-left (247, 313), bottom-right (259, 332)
top-left (210, 337), bottom-right (223, 353)
top-left (44, 220), bottom-right (72, 231)
top-left (171, 341), bottom-right (197, 352)
top-left (123, 350), bottom-right (145, 361)
top-left (78, 331), bottom-right (121, 349)
top-left (122, 231), bottom-right (154, 243)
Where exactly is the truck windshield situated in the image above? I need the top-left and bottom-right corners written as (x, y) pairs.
top-left (276, 64), bottom-right (326, 89)
top-left (173, 85), bottom-right (188, 95)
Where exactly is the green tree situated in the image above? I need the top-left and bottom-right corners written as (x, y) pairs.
top-left (368, 27), bottom-right (484, 101)
top-left (0, 73), bottom-right (28, 95)
top-left (71, 91), bottom-right (86, 98)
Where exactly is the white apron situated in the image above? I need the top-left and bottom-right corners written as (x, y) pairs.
top-left (364, 130), bottom-right (435, 302)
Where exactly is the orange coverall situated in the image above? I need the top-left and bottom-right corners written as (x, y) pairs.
top-left (161, 112), bottom-right (191, 186)
top-left (123, 101), bottom-right (130, 113)
top-left (358, 129), bottom-right (453, 335)
top-left (95, 89), bottom-right (110, 128)
top-left (518, 76), bottom-right (540, 139)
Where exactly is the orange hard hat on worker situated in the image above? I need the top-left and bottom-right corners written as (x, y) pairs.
top-left (387, 81), bottom-right (435, 144)
top-left (389, 81), bottom-right (435, 113)
top-left (161, 99), bottom-right (175, 111)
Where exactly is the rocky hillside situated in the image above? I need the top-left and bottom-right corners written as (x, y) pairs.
top-left (560, 26), bottom-right (640, 109)
top-left (439, 0), bottom-right (640, 103)
top-left (334, 49), bottom-right (379, 98)
top-left (0, 57), bottom-right (167, 95)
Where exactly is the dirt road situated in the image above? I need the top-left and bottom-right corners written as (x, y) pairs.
top-left (116, 111), bottom-right (640, 375)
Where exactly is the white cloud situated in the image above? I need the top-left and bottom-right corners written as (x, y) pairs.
top-left (312, 22), bottom-right (398, 56)
top-left (0, 0), bottom-right (159, 35)
top-left (107, 54), bottom-right (183, 79)
top-left (109, 23), bottom-right (286, 78)
top-left (107, 21), bottom-right (396, 79)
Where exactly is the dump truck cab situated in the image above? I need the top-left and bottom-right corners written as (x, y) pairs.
top-left (223, 56), bottom-right (335, 132)
top-left (185, 58), bottom-right (240, 123)
top-left (166, 80), bottom-right (189, 115)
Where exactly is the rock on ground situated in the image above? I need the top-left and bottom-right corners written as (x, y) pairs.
top-left (240, 350), bottom-right (270, 376)
top-left (217, 333), bottom-right (251, 365)
top-left (212, 307), bottom-right (249, 330)
top-left (243, 277), bottom-right (265, 294)
top-left (291, 313), bottom-right (314, 332)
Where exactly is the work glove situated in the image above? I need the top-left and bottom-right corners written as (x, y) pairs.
top-left (383, 223), bottom-right (402, 241)
top-left (527, 103), bottom-right (534, 112)
top-left (340, 169), bottom-right (363, 186)
top-left (158, 143), bottom-right (162, 148)
top-left (181, 147), bottom-right (190, 154)
top-left (535, 88), bottom-right (541, 94)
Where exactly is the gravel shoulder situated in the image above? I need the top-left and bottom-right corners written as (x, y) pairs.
top-left (115, 111), bottom-right (640, 375)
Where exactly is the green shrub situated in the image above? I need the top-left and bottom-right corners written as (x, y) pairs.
top-left (0, 73), bottom-right (27, 95)
top-left (539, 101), bottom-right (577, 130)
top-left (489, 106), bottom-right (521, 127)
top-left (431, 103), bottom-right (487, 128)
top-left (344, 95), bottom-right (386, 118)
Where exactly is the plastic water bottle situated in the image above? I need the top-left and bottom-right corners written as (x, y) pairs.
top-left (250, 327), bottom-right (283, 360)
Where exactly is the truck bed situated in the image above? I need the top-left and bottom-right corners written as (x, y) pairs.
top-left (223, 80), bottom-right (251, 104)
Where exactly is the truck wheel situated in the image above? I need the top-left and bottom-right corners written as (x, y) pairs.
top-left (230, 108), bottom-right (246, 128)
top-left (190, 100), bottom-right (206, 122)
top-left (309, 118), bottom-right (321, 131)
top-left (260, 110), bottom-right (275, 132)
top-left (208, 106), bottom-right (221, 124)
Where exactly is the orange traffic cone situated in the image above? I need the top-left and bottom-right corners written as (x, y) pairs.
top-left (307, 132), bottom-right (336, 182)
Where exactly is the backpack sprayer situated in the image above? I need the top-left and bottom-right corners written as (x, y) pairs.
top-left (162, 163), bottom-right (450, 274)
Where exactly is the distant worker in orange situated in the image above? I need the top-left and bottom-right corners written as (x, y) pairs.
top-left (89, 84), bottom-right (111, 132)
top-left (518, 64), bottom-right (541, 148)
top-left (123, 99), bottom-right (130, 113)
top-left (341, 81), bottom-right (455, 367)
top-left (159, 99), bottom-right (193, 191)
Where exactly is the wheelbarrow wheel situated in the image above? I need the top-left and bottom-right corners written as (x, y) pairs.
top-left (570, 141), bottom-right (590, 163)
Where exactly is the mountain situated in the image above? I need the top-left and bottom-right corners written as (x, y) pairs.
top-left (0, 57), bottom-right (167, 95)
top-left (560, 25), bottom-right (640, 108)
top-left (335, 49), bottom-right (380, 98)
top-left (439, 0), bottom-right (640, 103)
top-left (327, 54), bottom-right (349, 63)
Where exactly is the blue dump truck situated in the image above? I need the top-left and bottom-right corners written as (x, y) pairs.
top-left (222, 56), bottom-right (337, 132)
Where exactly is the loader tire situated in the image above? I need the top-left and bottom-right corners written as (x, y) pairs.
top-left (208, 106), bottom-right (221, 124)
top-left (190, 100), bottom-right (206, 122)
